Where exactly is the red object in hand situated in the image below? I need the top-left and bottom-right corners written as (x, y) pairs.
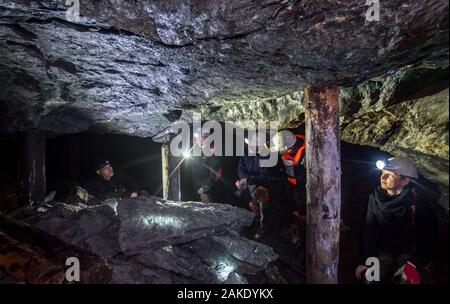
top-left (215, 168), bottom-right (222, 180)
top-left (255, 186), bottom-right (269, 203)
top-left (402, 261), bottom-right (421, 284)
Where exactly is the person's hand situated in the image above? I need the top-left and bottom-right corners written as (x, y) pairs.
top-left (197, 186), bottom-right (210, 195)
top-left (355, 265), bottom-right (368, 280)
top-left (248, 202), bottom-right (259, 214)
top-left (139, 190), bottom-right (150, 197)
top-left (200, 193), bottom-right (210, 203)
top-left (235, 178), bottom-right (247, 189)
top-left (292, 211), bottom-right (306, 223)
top-left (393, 261), bottom-right (421, 284)
top-left (235, 180), bottom-right (240, 188)
top-left (255, 186), bottom-right (269, 203)
top-left (76, 186), bottom-right (89, 202)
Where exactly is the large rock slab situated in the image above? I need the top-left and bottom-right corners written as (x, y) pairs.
top-left (176, 232), bottom-right (278, 282)
top-left (109, 258), bottom-right (173, 284)
top-left (117, 196), bottom-right (254, 255)
top-left (210, 233), bottom-right (278, 269)
top-left (12, 197), bottom-right (291, 284)
top-left (134, 231), bottom-right (279, 283)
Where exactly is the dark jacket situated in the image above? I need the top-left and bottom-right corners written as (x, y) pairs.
top-left (191, 155), bottom-right (222, 192)
top-left (237, 154), bottom-right (282, 186)
top-left (362, 186), bottom-right (438, 264)
top-left (237, 154), bottom-right (285, 204)
top-left (82, 171), bottom-right (138, 199)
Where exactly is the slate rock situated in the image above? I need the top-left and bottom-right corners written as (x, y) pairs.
top-left (117, 197), bottom-right (254, 255)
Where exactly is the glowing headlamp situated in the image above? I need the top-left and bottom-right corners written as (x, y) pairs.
top-left (376, 160), bottom-right (386, 170)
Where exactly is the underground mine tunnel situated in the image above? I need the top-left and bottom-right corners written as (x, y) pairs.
top-left (0, 1), bottom-right (448, 285)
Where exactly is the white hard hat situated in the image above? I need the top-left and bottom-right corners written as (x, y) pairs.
top-left (271, 130), bottom-right (297, 152)
top-left (379, 157), bottom-right (419, 179)
top-left (246, 130), bottom-right (267, 148)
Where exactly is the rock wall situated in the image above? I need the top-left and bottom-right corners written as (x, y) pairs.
top-left (0, 0), bottom-right (448, 137)
top-left (340, 66), bottom-right (449, 209)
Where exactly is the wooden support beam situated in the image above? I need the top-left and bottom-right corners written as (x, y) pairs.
top-left (18, 130), bottom-right (46, 206)
top-left (168, 153), bottom-right (181, 201)
top-left (161, 140), bottom-right (181, 201)
top-left (304, 86), bottom-right (341, 284)
top-left (161, 144), bottom-right (170, 200)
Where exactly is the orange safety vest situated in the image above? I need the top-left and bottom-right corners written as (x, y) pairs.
top-left (281, 134), bottom-right (306, 186)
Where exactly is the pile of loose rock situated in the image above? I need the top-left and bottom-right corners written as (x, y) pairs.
top-left (12, 196), bottom-right (282, 284)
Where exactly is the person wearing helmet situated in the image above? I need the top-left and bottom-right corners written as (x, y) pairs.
top-left (190, 127), bottom-right (222, 203)
top-left (355, 157), bottom-right (438, 284)
top-left (235, 130), bottom-right (283, 228)
top-left (271, 130), bottom-right (307, 221)
top-left (82, 158), bottom-right (141, 200)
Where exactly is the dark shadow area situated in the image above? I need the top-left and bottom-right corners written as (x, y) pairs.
top-left (0, 134), bottom-right (19, 213)
top-left (46, 132), bottom-right (162, 200)
top-left (181, 156), bottom-right (239, 206)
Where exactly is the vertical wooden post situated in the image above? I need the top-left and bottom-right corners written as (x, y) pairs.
top-left (18, 129), bottom-right (46, 206)
top-left (168, 153), bottom-right (181, 201)
top-left (161, 141), bottom-right (181, 201)
top-left (161, 143), bottom-right (170, 200)
top-left (304, 86), bottom-right (341, 284)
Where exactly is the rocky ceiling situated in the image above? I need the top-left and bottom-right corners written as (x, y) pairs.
top-left (0, 0), bottom-right (448, 137)
top-left (0, 1), bottom-right (448, 207)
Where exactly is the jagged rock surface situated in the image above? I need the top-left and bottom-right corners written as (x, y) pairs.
top-left (117, 196), bottom-right (254, 255)
top-left (0, 0), bottom-right (448, 137)
top-left (16, 197), bottom-right (280, 284)
top-left (339, 66), bottom-right (449, 209)
top-left (0, 1), bottom-right (448, 199)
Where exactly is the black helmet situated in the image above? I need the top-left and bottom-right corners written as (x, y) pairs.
top-left (93, 158), bottom-right (110, 171)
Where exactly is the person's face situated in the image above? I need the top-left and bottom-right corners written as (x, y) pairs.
top-left (195, 136), bottom-right (205, 148)
top-left (195, 136), bottom-right (215, 154)
top-left (278, 146), bottom-right (291, 155)
top-left (380, 170), bottom-right (409, 194)
top-left (97, 164), bottom-right (114, 180)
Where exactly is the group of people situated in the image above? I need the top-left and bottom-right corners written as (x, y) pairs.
top-left (81, 127), bottom-right (439, 284)
top-left (187, 128), bottom-right (308, 231)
